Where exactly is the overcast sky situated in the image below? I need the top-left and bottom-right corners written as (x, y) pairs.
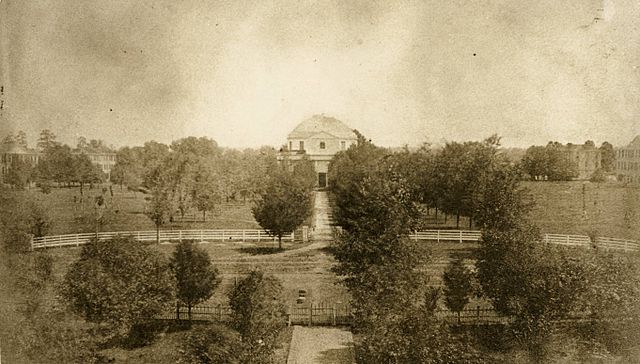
top-left (0, 0), bottom-right (638, 149)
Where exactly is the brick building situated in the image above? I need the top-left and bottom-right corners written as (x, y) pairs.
top-left (615, 135), bottom-right (640, 184)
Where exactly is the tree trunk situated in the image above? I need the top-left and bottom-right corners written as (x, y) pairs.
top-left (188, 303), bottom-right (192, 322)
top-left (278, 236), bottom-right (282, 250)
top-left (456, 212), bottom-right (460, 228)
top-left (202, 210), bottom-right (206, 222)
top-left (80, 182), bottom-right (83, 196)
top-left (469, 217), bottom-right (473, 229)
top-left (435, 206), bottom-right (438, 220)
top-left (176, 302), bottom-right (180, 321)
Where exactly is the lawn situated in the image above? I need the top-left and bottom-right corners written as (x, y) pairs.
top-left (523, 181), bottom-right (640, 241)
top-left (14, 185), bottom-right (261, 235)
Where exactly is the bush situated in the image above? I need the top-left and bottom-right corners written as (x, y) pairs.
top-left (228, 270), bottom-right (287, 363)
top-left (178, 324), bottom-right (242, 364)
top-left (60, 236), bottom-right (175, 340)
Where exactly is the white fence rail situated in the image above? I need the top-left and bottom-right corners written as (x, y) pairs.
top-left (31, 229), bottom-right (294, 250)
top-left (411, 230), bottom-right (639, 252)
top-left (31, 229), bottom-right (638, 252)
top-left (410, 230), bottom-right (482, 243)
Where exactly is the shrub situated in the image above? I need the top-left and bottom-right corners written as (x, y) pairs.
top-left (178, 324), bottom-right (242, 364)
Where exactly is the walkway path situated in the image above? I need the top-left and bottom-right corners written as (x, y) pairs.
top-left (286, 326), bottom-right (356, 364)
top-left (312, 190), bottom-right (334, 242)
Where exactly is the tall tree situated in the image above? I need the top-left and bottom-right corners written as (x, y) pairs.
top-left (443, 258), bottom-right (473, 322)
top-left (60, 236), bottom-right (175, 339)
top-left (144, 187), bottom-right (174, 243)
top-left (251, 170), bottom-right (313, 249)
top-left (228, 270), bottom-right (287, 364)
top-left (37, 129), bottom-right (58, 151)
top-left (170, 241), bottom-right (220, 320)
top-left (599, 141), bottom-right (615, 172)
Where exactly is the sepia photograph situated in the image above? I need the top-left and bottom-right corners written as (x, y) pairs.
top-left (0, 0), bottom-right (639, 363)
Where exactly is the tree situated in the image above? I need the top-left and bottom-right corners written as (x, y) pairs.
top-left (291, 155), bottom-right (316, 190)
top-left (15, 130), bottom-right (27, 147)
top-left (476, 225), bottom-right (587, 361)
top-left (170, 241), bottom-right (220, 320)
top-left (179, 324), bottom-right (243, 364)
top-left (228, 270), bottom-right (287, 364)
top-left (145, 187), bottom-right (174, 243)
top-left (37, 129), bottom-right (58, 151)
top-left (252, 171), bottom-right (313, 249)
top-left (443, 258), bottom-right (473, 323)
top-left (4, 157), bottom-right (33, 189)
top-left (191, 163), bottom-right (221, 222)
top-left (599, 141), bottom-right (615, 172)
top-left (60, 236), bottom-right (175, 339)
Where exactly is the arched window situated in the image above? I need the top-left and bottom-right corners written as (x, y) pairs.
top-left (319, 141), bottom-right (326, 149)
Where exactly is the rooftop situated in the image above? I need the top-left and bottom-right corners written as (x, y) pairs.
top-left (288, 114), bottom-right (356, 140)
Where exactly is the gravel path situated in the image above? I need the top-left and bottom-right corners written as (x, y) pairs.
top-left (286, 326), bottom-right (356, 364)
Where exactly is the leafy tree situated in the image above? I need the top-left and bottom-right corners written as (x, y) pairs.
top-left (178, 324), bottom-right (242, 364)
top-left (228, 270), bottom-right (287, 364)
top-left (170, 241), bottom-right (220, 320)
top-left (599, 141), bottom-right (615, 172)
top-left (291, 154), bottom-right (317, 189)
top-left (191, 163), bottom-right (222, 222)
top-left (476, 225), bottom-right (587, 361)
top-left (443, 258), bottom-right (473, 321)
top-left (145, 187), bottom-right (174, 243)
top-left (0, 192), bottom-right (51, 252)
top-left (60, 236), bottom-right (175, 339)
top-left (252, 170), bottom-right (313, 249)
top-left (4, 157), bottom-right (33, 189)
top-left (36, 129), bottom-right (58, 151)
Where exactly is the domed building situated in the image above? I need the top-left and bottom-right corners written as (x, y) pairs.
top-left (278, 114), bottom-right (357, 188)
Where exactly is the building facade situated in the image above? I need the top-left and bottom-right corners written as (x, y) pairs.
top-left (562, 143), bottom-right (602, 180)
top-left (0, 143), bottom-right (40, 177)
top-left (615, 135), bottom-right (640, 184)
top-left (278, 115), bottom-right (357, 188)
top-left (74, 151), bottom-right (117, 180)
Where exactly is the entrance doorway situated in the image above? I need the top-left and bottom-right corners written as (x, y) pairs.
top-left (318, 173), bottom-right (327, 188)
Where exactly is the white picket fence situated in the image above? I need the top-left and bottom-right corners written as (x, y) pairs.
top-left (31, 228), bottom-right (639, 252)
top-left (31, 229), bottom-right (294, 250)
top-left (411, 230), bottom-right (639, 252)
top-left (410, 230), bottom-right (482, 243)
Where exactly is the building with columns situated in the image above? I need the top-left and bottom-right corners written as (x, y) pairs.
top-left (278, 115), bottom-right (357, 188)
top-left (616, 135), bottom-right (640, 184)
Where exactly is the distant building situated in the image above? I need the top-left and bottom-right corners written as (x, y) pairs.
top-left (0, 142), bottom-right (117, 182)
top-left (615, 135), bottom-right (640, 184)
top-left (73, 149), bottom-right (117, 181)
top-left (0, 143), bottom-right (40, 178)
top-left (278, 114), bottom-right (357, 188)
top-left (562, 142), bottom-right (602, 180)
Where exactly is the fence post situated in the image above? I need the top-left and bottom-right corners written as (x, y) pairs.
top-left (179, 230), bottom-right (182, 242)
top-left (242, 230), bottom-right (246, 242)
top-left (459, 230), bottom-right (463, 243)
top-left (76, 234), bottom-right (80, 247)
top-left (288, 304), bottom-right (292, 326)
top-left (332, 305), bottom-right (336, 326)
top-left (437, 230), bottom-right (440, 243)
top-left (200, 230), bottom-right (203, 243)
top-left (176, 302), bottom-right (180, 321)
top-left (309, 304), bottom-right (313, 327)
top-left (566, 235), bottom-right (570, 245)
top-left (258, 230), bottom-right (261, 242)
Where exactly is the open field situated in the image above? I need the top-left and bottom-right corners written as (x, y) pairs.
top-left (524, 181), bottom-right (640, 241)
top-left (11, 185), bottom-right (260, 235)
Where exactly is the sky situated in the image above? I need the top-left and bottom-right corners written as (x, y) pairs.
top-left (0, 0), bottom-right (639, 149)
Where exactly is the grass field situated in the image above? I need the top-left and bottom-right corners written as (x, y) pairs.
top-left (14, 185), bottom-right (260, 235)
top-left (524, 181), bottom-right (640, 241)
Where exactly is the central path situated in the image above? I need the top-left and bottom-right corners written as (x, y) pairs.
top-left (286, 326), bottom-right (356, 364)
top-left (286, 190), bottom-right (357, 364)
top-left (312, 190), bottom-right (334, 242)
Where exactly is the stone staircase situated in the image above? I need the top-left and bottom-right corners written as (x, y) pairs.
top-left (312, 190), bottom-right (335, 241)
